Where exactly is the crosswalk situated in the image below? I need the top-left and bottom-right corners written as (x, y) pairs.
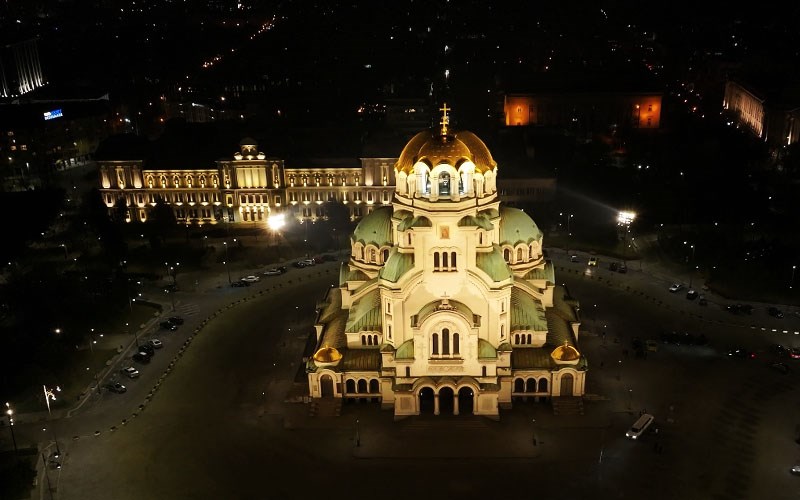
top-left (175, 302), bottom-right (200, 317)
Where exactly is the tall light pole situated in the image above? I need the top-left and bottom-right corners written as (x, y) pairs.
top-left (43, 385), bottom-right (61, 457)
top-left (791, 265), bottom-right (797, 290)
top-left (560, 212), bottom-right (573, 253)
top-left (87, 332), bottom-right (101, 392)
top-left (5, 402), bottom-right (18, 460)
top-left (684, 241), bottom-right (696, 288)
top-left (617, 211), bottom-right (636, 265)
top-left (223, 241), bottom-right (232, 284)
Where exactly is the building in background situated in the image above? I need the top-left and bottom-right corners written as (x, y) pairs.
top-left (723, 78), bottom-right (800, 149)
top-left (0, 37), bottom-right (45, 99)
top-left (306, 108), bottom-right (585, 418)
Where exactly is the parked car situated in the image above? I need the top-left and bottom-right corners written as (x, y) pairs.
top-left (104, 382), bottom-right (127, 394)
top-left (570, 255), bottom-right (579, 263)
top-left (120, 366), bottom-right (139, 378)
top-left (148, 338), bottom-right (163, 349)
top-left (588, 257), bottom-right (598, 267)
top-left (645, 339), bottom-right (658, 352)
top-left (727, 348), bottom-right (756, 359)
top-left (160, 321), bottom-right (178, 331)
top-left (167, 316), bottom-right (184, 325)
top-left (608, 262), bottom-right (618, 271)
top-left (138, 343), bottom-right (155, 356)
top-left (727, 303), bottom-right (753, 315)
top-left (617, 263), bottom-right (627, 273)
top-left (768, 307), bottom-right (785, 318)
top-left (263, 266), bottom-right (287, 276)
top-left (770, 362), bottom-right (790, 374)
top-left (240, 275), bottom-right (261, 283)
top-left (132, 352), bottom-right (151, 364)
top-left (231, 281), bottom-right (249, 287)
top-left (294, 259), bottom-right (316, 268)
top-left (791, 465), bottom-right (800, 476)
top-left (698, 295), bottom-right (707, 306)
top-left (668, 283), bottom-right (683, 293)
top-left (686, 289), bottom-right (698, 300)
top-left (790, 348), bottom-right (800, 359)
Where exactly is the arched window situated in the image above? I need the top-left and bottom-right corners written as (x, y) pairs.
top-left (373, 335), bottom-right (378, 345)
top-left (538, 379), bottom-right (548, 392)
top-left (357, 379), bottom-right (368, 393)
top-left (388, 325), bottom-right (392, 339)
top-left (514, 378), bottom-right (524, 392)
top-left (407, 233), bottom-right (412, 245)
top-left (451, 252), bottom-right (457, 269)
top-left (504, 249), bottom-right (511, 262)
top-left (527, 334), bottom-right (532, 344)
top-left (359, 247), bottom-right (364, 259)
top-left (370, 248), bottom-right (377, 263)
top-left (442, 328), bottom-right (450, 355)
top-left (346, 379), bottom-right (356, 394)
top-left (459, 175), bottom-right (464, 194)
top-left (434, 253), bottom-right (440, 270)
top-left (517, 248), bottom-right (523, 261)
top-left (367, 335), bottom-right (373, 345)
top-left (369, 379), bottom-right (379, 393)
top-left (443, 252), bottom-right (449, 268)
top-left (515, 334), bottom-right (519, 344)
top-left (501, 325), bottom-right (505, 338)
top-left (482, 366), bottom-right (487, 377)
top-left (479, 233), bottom-right (483, 245)
top-left (526, 378), bottom-right (537, 392)
top-left (432, 333), bottom-right (439, 355)
top-left (382, 249), bottom-right (389, 262)
top-left (439, 172), bottom-right (451, 195)
top-left (361, 335), bottom-right (366, 345)
top-left (453, 332), bottom-right (459, 354)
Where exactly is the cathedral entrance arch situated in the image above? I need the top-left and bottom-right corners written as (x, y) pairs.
top-left (419, 387), bottom-right (435, 414)
top-left (560, 373), bottom-right (574, 396)
top-left (320, 375), bottom-right (334, 398)
top-left (438, 387), bottom-right (455, 415)
top-left (458, 387), bottom-right (474, 414)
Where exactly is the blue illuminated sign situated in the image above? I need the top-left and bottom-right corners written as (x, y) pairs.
top-left (43, 109), bottom-right (63, 120)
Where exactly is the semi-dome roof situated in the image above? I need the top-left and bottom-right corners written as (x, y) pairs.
top-left (499, 206), bottom-right (543, 245)
top-left (395, 129), bottom-right (497, 175)
top-left (351, 206), bottom-right (393, 246)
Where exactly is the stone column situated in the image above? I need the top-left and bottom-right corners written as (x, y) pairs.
top-left (434, 393), bottom-right (440, 415)
top-left (454, 394), bottom-right (460, 415)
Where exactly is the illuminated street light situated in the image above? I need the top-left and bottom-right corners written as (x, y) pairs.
top-left (791, 265), bottom-right (797, 290)
top-left (43, 385), bottom-right (62, 457)
top-left (5, 402), bottom-right (18, 460)
top-left (617, 211), bottom-right (636, 265)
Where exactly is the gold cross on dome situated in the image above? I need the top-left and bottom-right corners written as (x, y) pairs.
top-left (439, 103), bottom-right (450, 135)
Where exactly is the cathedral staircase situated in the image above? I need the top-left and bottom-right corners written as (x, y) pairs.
top-left (551, 396), bottom-right (584, 416)
top-left (308, 398), bottom-right (342, 418)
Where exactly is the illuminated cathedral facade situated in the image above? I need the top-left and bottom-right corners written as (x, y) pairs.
top-left (306, 106), bottom-right (586, 418)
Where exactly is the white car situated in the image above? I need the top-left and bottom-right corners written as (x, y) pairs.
top-left (121, 366), bottom-right (139, 378)
top-left (588, 257), bottom-right (598, 266)
top-left (668, 283), bottom-right (683, 293)
top-left (148, 339), bottom-right (163, 349)
top-left (240, 275), bottom-right (261, 283)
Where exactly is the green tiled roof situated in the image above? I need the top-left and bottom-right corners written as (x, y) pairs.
top-left (523, 260), bottom-right (555, 282)
top-left (478, 338), bottom-right (497, 359)
top-left (457, 214), bottom-right (493, 230)
top-left (341, 349), bottom-right (382, 371)
top-left (340, 264), bottom-right (369, 285)
top-left (499, 206), bottom-right (543, 245)
top-left (397, 215), bottom-right (432, 231)
top-left (511, 348), bottom-right (554, 370)
top-left (396, 339), bottom-right (414, 359)
top-left (510, 287), bottom-right (548, 331)
top-left (346, 289), bottom-right (382, 333)
top-left (352, 206), bottom-right (393, 246)
top-left (379, 249), bottom-right (415, 282)
top-left (476, 246), bottom-right (512, 281)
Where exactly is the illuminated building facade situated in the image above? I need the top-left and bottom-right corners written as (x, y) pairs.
top-left (0, 38), bottom-right (45, 98)
top-left (306, 107), bottom-right (585, 418)
top-left (723, 79), bottom-right (800, 148)
top-left (503, 92), bottom-right (662, 131)
top-left (97, 138), bottom-right (397, 224)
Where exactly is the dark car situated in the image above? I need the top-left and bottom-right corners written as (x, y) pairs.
top-left (168, 316), bottom-right (184, 325)
top-left (617, 263), bottom-right (627, 273)
top-left (768, 307), bottom-right (784, 318)
top-left (231, 280), bottom-right (249, 287)
top-left (770, 362), bottom-right (789, 374)
top-left (686, 290), bottom-right (698, 300)
top-left (133, 352), bottom-right (151, 364)
top-left (609, 262), bottom-right (618, 272)
top-left (727, 348), bottom-right (756, 359)
top-left (727, 304), bottom-right (753, 315)
top-left (138, 343), bottom-right (155, 356)
top-left (160, 321), bottom-right (178, 331)
top-left (104, 382), bottom-right (127, 394)
top-left (263, 266), bottom-right (288, 276)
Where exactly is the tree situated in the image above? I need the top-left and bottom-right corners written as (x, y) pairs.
top-left (145, 196), bottom-right (176, 249)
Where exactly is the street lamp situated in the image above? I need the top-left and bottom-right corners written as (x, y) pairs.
top-left (684, 241), bottom-right (696, 288)
top-left (5, 402), bottom-right (18, 460)
top-left (87, 332), bottom-right (101, 391)
top-left (791, 265), bottom-right (797, 290)
top-left (560, 212), bottom-right (574, 252)
top-left (532, 418), bottom-right (537, 446)
top-left (223, 241), bottom-right (232, 284)
top-left (617, 211), bottom-right (636, 265)
top-left (43, 385), bottom-right (61, 457)
top-left (60, 243), bottom-right (68, 260)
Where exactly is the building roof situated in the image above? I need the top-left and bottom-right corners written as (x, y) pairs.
top-left (499, 206), bottom-right (543, 245)
top-left (394, 129), bottom-right (497, 175)
top-left (345, 289), bottom-right (382, 333)
top-left (457, 214), bottom-right (493, 231)
top-left (395, 339), bottom-right (415, 360)
top-left (351, 206), bottom-right (393, 246)
top-left (475, 246), bottom-right (512, 282)
top-left (477, 338), bottom-right (497, 359)
top-left (510, 287), bottom-right (548, 331)
top-left (379, 249), bottom-right (415, 283)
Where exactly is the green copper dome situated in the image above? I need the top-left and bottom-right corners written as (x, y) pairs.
top-left (499, 207), bottom-right (543, 246)
top-left (351, 207), bottom-right (393, 246)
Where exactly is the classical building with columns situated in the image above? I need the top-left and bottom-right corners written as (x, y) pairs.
top-left (306, 108), bottom-right (586, 418)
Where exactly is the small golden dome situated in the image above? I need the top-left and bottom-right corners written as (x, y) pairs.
top-left (550, 342), bottom-right (580, 362)
top-left (313, 346), bottom-right (342, 364)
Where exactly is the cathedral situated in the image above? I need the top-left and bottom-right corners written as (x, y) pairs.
top-left (306, 106), bottom-right (586, 418)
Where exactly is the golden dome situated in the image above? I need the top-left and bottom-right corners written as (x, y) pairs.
top-left (313, 346), bottom-right (342, 364)
top-left (395, 130), bottom-right (497, 175)
top-left (550, 342), bottom-right (581, 363)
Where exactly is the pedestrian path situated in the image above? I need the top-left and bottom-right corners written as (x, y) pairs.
top-left (174, 302), bottom-right (201, 317)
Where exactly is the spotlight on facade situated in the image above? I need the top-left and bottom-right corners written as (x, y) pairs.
top-left (267, 213), bottom-right (286, 231)
top-left (617, 211), bottom-right (636, 226)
